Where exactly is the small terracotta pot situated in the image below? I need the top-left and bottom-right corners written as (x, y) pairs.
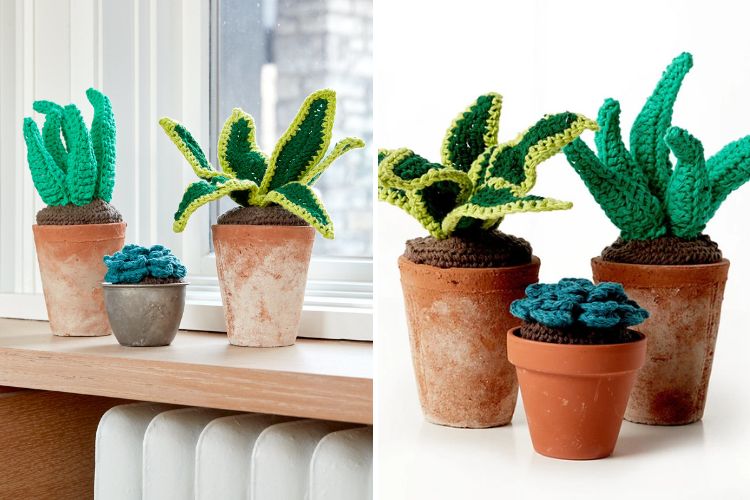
top-left (507, 328), bottom-right (647, 460)
top-left (398, 256), bottom-right (540, 428)
top-left (33, 223), bottom-right (126, 337)
top-left (592, 257), bottom-right (730, 425)
top-left (212, 224), bottom-right (315, 347)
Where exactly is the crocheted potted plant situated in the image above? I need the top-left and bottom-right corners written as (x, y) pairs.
top-left (379, 92), bottom-right (597, 428)
top-left (563, 52), bottom-right (750, 425)
top-left (160, 89), bottom-right (363, 347)
top-left (102, 244), bottom-right (188, 347)
top-left (23, 88), bottom-right (125, 337)
top-left (507, 279), bottom-right (648, 460)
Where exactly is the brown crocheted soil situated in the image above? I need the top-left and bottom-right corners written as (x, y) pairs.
top-left (36, 199), bottom-right (123, 225)
top-left (601, 234), bottom-right (722, 265)
top-left (217, 205), bottom-right (308, 226)
top-left (403, 231), bottom-right (532, 268)
top-left (519, 321), bottom-right (639, 345)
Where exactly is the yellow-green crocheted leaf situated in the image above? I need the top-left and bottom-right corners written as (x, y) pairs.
top-left (378, 185), bottom-right (411, 211)
top-left (264, 182), bottom-right (333, 238)
top-left (32, 101), bottom-right (68, 173)
top-left (442, 92), bottom-right (502, 173)
top-left (300, 137), bottom-right (365, 185)
top-left (62, 104), bottom-right (97, 205)
top-left (262, 89), bottom-right (336, 193)
top-left (218, 108), bottom-right (267, 184)
top-left (442, 186), bottom-right (572, 236)
top-left (484, 112), bottom-right (598, 196)
top-left (22, 118), bottom-right (69, 206)
top-left (173, 176), bottom-right (257, 233)
top-left (160, 117), bottom-right (223, 180)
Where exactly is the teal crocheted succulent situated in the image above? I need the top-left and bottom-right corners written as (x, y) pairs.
top-left (23, 88), bottom-right (116, 206)
top-left (510, 278), bottom-right (648, 330)
top-left (564, 52), bottom-right (750, 240)
top-left (104, 244), bottom-right (187, 284)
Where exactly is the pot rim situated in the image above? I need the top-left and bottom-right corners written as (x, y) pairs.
top-left (32, 221), bottom-right (127, 242)
top-left (591, 256), bottom-right (730, 287)
top-left (507, 327), bottom-right (647, 376)
top-left (102, 282), bottom-right (189, 288)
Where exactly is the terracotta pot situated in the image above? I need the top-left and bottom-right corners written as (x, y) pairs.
top-left (33, 223), bottom-right (126, 337)
top-left (592, 257), bottom-right (730, 425)
top-left (507, 327), bottom-right (647, 460)
top-left (398, 255), bottom-right (540, 428)
top-left (212, 225), bottom-right (315, 347)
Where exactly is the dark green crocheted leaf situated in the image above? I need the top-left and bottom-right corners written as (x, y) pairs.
top-left (62, 104), bottom-right (97, 205)
top-left (594, 99), bottom-right (641, 178)
top-left (706, 135), bottom-right (750, 221)
top-left (220, 110), bottom-right (267, 184)
top-left (630, 52), bottom-right (693, 200)
top-left (442, 93), bottom-right (502, 172)
top-left (86, 88), bottom-right (117, 202)
top-left (175, 123), bottom-right (212, 172)
top-left (266, 182), bottom-right (333, 238)
top-left (419, 180), bottom-right (465, 224)
top-left (173, 175), bottom-right (239, 224)
top-left (32, 101), bottom-right (68, 173)
top-left (564, 138), bottom-right (666, 240)
top-left (265, 90), bottom-right (335, 191)
top-left (664, 127), bottom-right (710, 238)
top-left (22, 118), bottom-right (69, 206)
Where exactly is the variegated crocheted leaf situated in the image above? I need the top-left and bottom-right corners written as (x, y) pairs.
top-left (264, 182), bottom-right (333, 238)
top-left (173, 176), bottom-right (257, 232)
top-left (86, 88), bottom-right (117, 202)
top-left (160, 117), bottom-right (223, 180)
top-left (300, 137), bottom-right (364, 185)
top-left (62, 104), bottom-right (97, 205)
top-left (630, 52), bottom-right (693, 200)
top-left (664, 127), bottom-right (711, 238)
top-left (22, 118), bottom-right (69, 206)
top-left (32, 100), bottom-right (68, 173)
top-left (705, 135), bottom-right (750, 221)
top-left (441, 93), bottom-right (502, 172)
top-left (218, 108), bottom-right (267, 184)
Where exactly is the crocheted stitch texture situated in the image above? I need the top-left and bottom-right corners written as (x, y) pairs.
top-left (519, 321), bottom-right (640, 345)
top-left (217, 205), bottom-right (308, 226)
top-left (403, 231), bottom-right (531, 268)
top-left (36, 199), bottom-right (123, 225)
top-left (104, 244), bottom-right (187, 284)
top-left (601, 234), bottom-right (722, 265)
top-left (510, 278), bottom-right (648, 330)
top-left (378, 92), bottom-right (597, 239)
top-left (161, 89), bottom-right (364, 238)
top-left (563, 52), bottom-right (750, 241)
top-left (23, 89), bottom-right (117, 207)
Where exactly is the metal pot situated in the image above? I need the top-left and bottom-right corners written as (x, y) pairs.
top-left (102, 282), bottom-right (188, 347)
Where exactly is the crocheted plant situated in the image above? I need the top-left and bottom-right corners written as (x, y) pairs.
top-left (23, 88), bottom-right (116, 206)
top-left (160, 89), bottom-right (364, 237)
top-left (564, 52), bottom-right (750, 240)
top-left (511, 278), bottom-right (649, 344)
top-left (104, 244), bottom-right (187, 284)
top-left (378, 93), bottom-right (597, 239)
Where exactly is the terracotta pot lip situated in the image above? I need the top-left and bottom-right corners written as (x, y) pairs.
top-left (591, 256), bottom-right (730, 287)
top-left (398, 254), bottom-right (540, 272)
top-left (591, 255), bottom-right (730, 271)
top-left (33, 222), bottom-right (125, 228)
top-left (508, 326), bottom-right (645, 349)
top-left (211, 223), bottom-right (315, 240)
top-left (102, 282), bottom-right (189, 289)
top-left (32, 221), bottom-right (126, 242)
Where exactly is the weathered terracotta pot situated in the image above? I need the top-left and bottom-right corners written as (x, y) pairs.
top-left (33, 223), bottom-right (126, 337)
top-left (212, 224), bottom-right (314, 347)
top-left (592, 257), bottom-right (730, 425)
top-left (507, 327), bottom-right (647, 460)
top-left (398, 256), bottom-right (540, 428)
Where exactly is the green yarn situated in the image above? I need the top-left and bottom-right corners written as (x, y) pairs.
top-left (174, 124), bottom-right (213, 174)
top-left (442, 93), bottom-right (501, 173)
top-left (22, 88), bottom-right (118, 206)
top-left (223, 117), bottom-right (267, 185)
top-left (564, 52), bottom-right (750, 240)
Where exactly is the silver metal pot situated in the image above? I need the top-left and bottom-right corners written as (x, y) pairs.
top-left (102, 282), bottom-right (188, 347)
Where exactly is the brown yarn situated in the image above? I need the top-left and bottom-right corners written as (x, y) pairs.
top-left (139, 276), bottom-right (184, 285)
top-left (36, 199), bottom-right (123, 225)
top-left (601, 234), bottom-right (722, 265)
top-left (217, 205), bottom-right (309, 226)
top-left (403, 231), bottom-right (532, 269)
top-left (519, 321), bottom-right (638, 345)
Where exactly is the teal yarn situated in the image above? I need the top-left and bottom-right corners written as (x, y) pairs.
top-left (104, 244), bottom-right (187, 284)
top-left (510, 278), bottom-right (648, 330)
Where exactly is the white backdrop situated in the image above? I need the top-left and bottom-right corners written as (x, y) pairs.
top-left (374, 0), bottom-right (750, 498)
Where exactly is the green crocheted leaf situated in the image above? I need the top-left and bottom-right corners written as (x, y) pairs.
top-left (22, 118), bottom-right (69, 206)
top-left (378, 185), bottom-right (411, 212)
top-left (300, 137), bottom-right (365, 185)
top-left (594, 99), bottom-right (643, 179)
top-left (86, 88), bottom-right (117, 202)
top-left (264, 182), bottom-right (334, 238)
top-left (32, 101), bottom-right (68, 173)
top-left (218, 108), bottom-right (267, 184)
top-left (263, 89), bottom-right (336, 192)
top-left (62, 104), bottom-right (97, 206)
top-left (159, 117), bottom-right (223, 180)
top-left (173, 176), bottom-right (257, 233)
top-left (442, 186), bottom-right (572, 236)
top-left (484, 112), bottom-right (598, 195)
top-left (564, 138), bottom-right (666, 240)
top-left (378, 148), bottom-right (472, 192)
top-left (630, 52), bottom-right (693, 200)
top-left (441, 93), bottom-right (502, 172)
top-left (664, 127), bottom-right (710, 238)
top-left (705, 135), bottom-right (750, 221)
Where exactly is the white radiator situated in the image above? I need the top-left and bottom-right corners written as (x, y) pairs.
top-left (95, 404), bottom-right (373, 500)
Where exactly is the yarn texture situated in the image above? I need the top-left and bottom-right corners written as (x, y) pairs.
top-left (601, 234), bottom-right (722, 265)
top-left (104, 244), bottom-right (187, 285)
top-left (403, 231), bottom-right (531, 268)
top-left (519, 321), bottom-right (639, 345)
top-left (563, 52), bottom-right (750, 242)
top-left (379, 92), bottom-right (597, 239)
top-left (36, 199), bottom-right (122, 225)
top-left (217, 205), bottom-right (308, 226)
top-left (161, 89), bottom-right (364, 237)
